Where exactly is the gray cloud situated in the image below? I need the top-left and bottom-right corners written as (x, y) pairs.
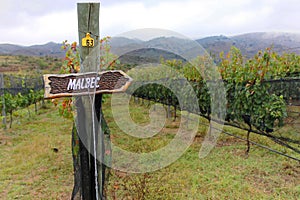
top-left (0, 0), bottom-right (300, 45)
top-left (0, 0), bottom-right (75, 28)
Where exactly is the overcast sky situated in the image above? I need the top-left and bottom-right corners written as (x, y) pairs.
top-left (1, 0), bottom-right (300, 45)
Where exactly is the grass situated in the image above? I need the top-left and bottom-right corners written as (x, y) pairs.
top-left (104, 96), bottom-right (300, 199)
top-left (0, 102), bottom-right (73, 199)
top-left (0, 97), bottom-right (299, 199)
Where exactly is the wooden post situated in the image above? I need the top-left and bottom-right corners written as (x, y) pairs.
top-left (77, 3), bottom-right (101, 200)
top-left (42, 3), bottom-right (132, 199)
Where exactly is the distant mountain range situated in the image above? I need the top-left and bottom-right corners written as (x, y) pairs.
top-left (197, 32), bottom-right (300, 60)
top-left (111, 32), bottom-right (300, 64)
top-left (0, 42), bottom-right (64, 57)
top-left (1, 32), bottom-right (300, 62)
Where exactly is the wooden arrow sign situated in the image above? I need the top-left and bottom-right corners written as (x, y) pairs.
top-left (43, 70), bottom-right (133, 99)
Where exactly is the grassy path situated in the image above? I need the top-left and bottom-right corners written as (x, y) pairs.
top-left (0, 100), bottom-right (299, 199)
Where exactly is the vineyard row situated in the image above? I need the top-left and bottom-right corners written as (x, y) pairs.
top-left (127, 77), bottom-right (300, 155)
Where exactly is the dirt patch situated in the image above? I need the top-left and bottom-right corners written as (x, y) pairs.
top-left (0, 64), bottom-right (31, 73)
top-left (0, 133), bottom-right (12, 146)
top-left (216, 137), bottom-right (244, 147)
top-left (244, 169), bottom-right (278, 194)
top-left (244, 163), bottom-right (300, 195)
top-left (280, 162), bottom-right (300, 184)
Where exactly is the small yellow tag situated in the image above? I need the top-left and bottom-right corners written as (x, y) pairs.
top-left (82, 33), bottom-right (94, 47)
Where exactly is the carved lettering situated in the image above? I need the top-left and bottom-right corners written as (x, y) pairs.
top-left (44, 70), bottom-right (133, 99)
top-left (67, 77), bottom-right (101, 90)
top-left (67, 78), bottom-right (77, 90)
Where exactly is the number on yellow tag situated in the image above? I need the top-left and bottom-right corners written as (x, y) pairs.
top-left (82, 33), bottom-right (94, 47)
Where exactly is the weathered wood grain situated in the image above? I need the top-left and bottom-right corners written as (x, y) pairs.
top-left (43, 70), bottom-right (132, 99)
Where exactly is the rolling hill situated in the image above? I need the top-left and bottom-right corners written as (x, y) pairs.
top-left (197, 32), bottom-right (300, 60)
top-left (111, 32), bottom-right (300, 64)
top-left (1, 32), bottom-right (300, 61)
top-left (0, 42), bottom-right (64, 57)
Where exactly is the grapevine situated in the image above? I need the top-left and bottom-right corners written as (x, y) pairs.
top-left (127, 46), bottom-right (300, 153)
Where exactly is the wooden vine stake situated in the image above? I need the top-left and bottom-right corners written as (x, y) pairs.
top-left (43, 3), bottom-right (132, 199)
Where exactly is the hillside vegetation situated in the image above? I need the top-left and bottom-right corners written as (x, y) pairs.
top-left (0, 55), bottom-right (62, 74)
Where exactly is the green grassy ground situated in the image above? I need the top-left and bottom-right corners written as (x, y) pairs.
top-left (0, 99), bottom-right (299, 199)
top-left (0, 103), bottom-right (73, 199)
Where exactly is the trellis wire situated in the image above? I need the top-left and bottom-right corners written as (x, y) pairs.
top-left (0, 74), bottom-right (44, 128)
top-left (0, 74), bottom-right (44, 95)
top-left (128, 77), bottom-right (300, 161)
